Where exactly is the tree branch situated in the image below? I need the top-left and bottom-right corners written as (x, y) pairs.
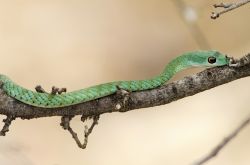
top-left (0, 53), bottom-right (250, 149)
top-left (0, 54), bottom-right (249, 119)
top-left (193, 115), bottom-right (250, 165)
top-left (211, 0), bottom-right (250, 19)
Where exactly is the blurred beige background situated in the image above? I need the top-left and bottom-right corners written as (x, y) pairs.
top-left (0, 0), bottom-right (249, 165)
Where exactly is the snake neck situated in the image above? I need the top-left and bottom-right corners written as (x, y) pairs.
top-left (156, 54), bottom-right (193, 84)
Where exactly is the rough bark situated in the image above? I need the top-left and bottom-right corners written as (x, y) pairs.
top-left (0, 54), bottom-right (248, 120)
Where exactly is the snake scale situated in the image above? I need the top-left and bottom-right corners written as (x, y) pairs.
top-left (0, 51), bottom-right (229, 108)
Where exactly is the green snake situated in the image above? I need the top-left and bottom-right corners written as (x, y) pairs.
top-left (0, 50), bottom-right (229, 108)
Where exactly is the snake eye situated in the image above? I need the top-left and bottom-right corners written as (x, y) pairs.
top-left (208, 56), bottom-right (216, 64)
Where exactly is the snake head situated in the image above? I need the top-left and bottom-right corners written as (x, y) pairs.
top-left (187, 50), bottom-right (229, 67)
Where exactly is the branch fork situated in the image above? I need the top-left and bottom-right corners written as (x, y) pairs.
top-left (60, 115), bottom-right (100, 149)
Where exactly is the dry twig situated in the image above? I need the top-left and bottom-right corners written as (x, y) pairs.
top-left (60, 115), bottom-right (100, 149)
top-left (193, 116), bottom-right (250, 165)
top-left (211, 0), bottom-right (250, 19)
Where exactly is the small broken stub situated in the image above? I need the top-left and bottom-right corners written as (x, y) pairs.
top-left (228, 55), bottom-right (250, 67)
top-left (115, 85), bottom-right (130, 112)
top-left (229, 57), bottom-right (238, 67)
top-left (115, 104), bottom-right (122, 110)
top-left (211, 12), bottom-right (220, 19)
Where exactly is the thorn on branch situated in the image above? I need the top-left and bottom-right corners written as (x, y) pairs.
top-left (60, 115), bottom-right (100, 149)
top-left (0, 115), bottom-right (16, 136)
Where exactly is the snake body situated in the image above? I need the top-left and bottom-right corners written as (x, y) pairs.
top-left (0, 51), bottom-right (229, 108)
